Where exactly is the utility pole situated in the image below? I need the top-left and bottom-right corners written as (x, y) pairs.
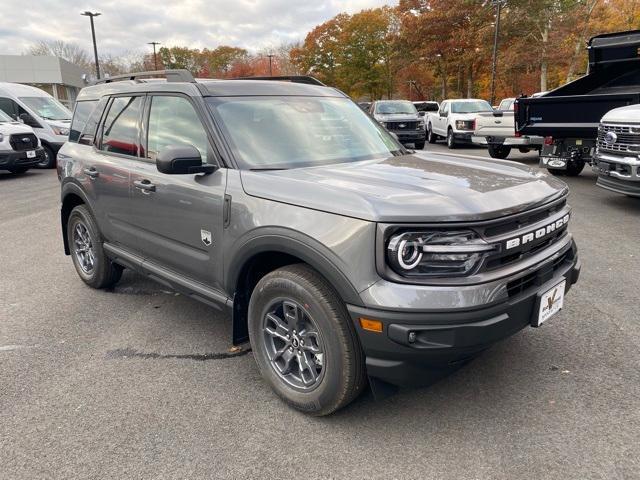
top-left (407, 81), bottom-right (413, 101)
top-left (81, 11), bottom-right (101, 79)
top-left (148, 42), bottom-right (161, 70)
top-left (490, 0), bottom-right (506, 106)
top-left (266, 53), bottom-right (275, 76)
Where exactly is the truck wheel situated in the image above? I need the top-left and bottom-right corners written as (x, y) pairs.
top-left (414, 141), bottom-right (425, 150)
top-left (427, 124), bottom-right (437, 144)
top-left (565, 159), bottom-right (585, 176)
top-left (447, 129), bottom-right (457, 149)
top-left (488, 145), bottom-right (511, 159)
top-left (67, 205), bottom-right (123, 289)
top-left (248, 264), bottom-right (366, 416)
top-left (37, 145), bottom-right (56, 169)
top-left (8, 167), bottom-right (29, 174)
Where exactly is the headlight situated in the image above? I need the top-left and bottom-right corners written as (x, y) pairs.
top-left (455, 120), bottom-right (475, 130)
top-left (386, 230), bottom-right (496, 277)
top-left (52, 126), bottom-right (70, 136)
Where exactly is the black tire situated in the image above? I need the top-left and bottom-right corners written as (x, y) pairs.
top-left (37, 145), bottom-right (56, 169)
top-left (488, 144), bottom-right (511, 159)
top-left (427, 124), bottom-right (437, 144)
top-left (565, 159), bottom-right (585, 176)
top-left (8, 167), bottom-right (29, 174)
top-left (447, 128), bottom-right (457, 149)
top-left (67, 205), bottom-right (123, 289)
top-left (518, 147), bottom-right (530, 153)
top-left (248, 264), bottom-right (366, 416)
top-left (414, 141), bottom-right (425, 150)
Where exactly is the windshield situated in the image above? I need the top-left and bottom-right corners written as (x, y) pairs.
top-left (208, 96), bottom-right (403, 170)
top-left (451, 101), bottom-right (493, 113)
top-left (375, 101), bottom-right (417, 115)
top-left (0, 109), bottom-right (13, 122)
top-left (19, 96), bottom-right (72, 121)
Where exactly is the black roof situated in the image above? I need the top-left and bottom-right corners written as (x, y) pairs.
top-left (77, 76), bottom-right (346, 102)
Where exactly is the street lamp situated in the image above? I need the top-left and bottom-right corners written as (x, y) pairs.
top-left (266, 53), bottom-right (275, 76)
top-left (489, 0), bottom-right (506, 106)
top-left (81, 11), bottom-right (101, 80)
top-left (148, 42), bottom-right (161, 70)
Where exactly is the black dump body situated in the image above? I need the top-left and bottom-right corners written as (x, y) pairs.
top-left (515, 30), bottom-right (640, 139)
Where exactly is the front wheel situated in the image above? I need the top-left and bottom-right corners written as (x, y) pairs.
top-left (565, 159), bottom-right (585, 176)
top-left (37, 145), bottom-right (56, 169)
top-left (67, 205), bottom-right (123, 289)
top-left (414, 140), bottom-right (425, 150)
top-left (248, 264), bottom-right (366, 416)
top-left (488, 144), bottom-right (511, 159)
top-left (447, 129), bottom-right (457, 149)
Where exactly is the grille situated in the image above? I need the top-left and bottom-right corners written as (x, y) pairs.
top-left (507, 249), bottom-right (571, 297)
top-left (9, 133), bottom-right (38, 151)
top-left (597, 123), bottom-right (640, 155)
top-left (386, 121), bottom-right (418, 130)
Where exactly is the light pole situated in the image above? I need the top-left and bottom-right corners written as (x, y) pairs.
top-left (266, 53), bottom-right (275, 76)
top-left (148, 42), bottom-right (161, 70)
top-left (490, 0), bottom-right (506, 106)
top-left (81, 11), bottom-right (101, 80)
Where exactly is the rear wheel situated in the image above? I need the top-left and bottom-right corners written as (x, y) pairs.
top-left (488, 144), bottom-right (511, 159)
top-left (248, 264), bottom-right (366, 416)
top-left (447, 129), bottom-right (457, 149)
top-left (67, 205), bottom-right (123, 289)
top-left (427, 124), bottom-right (437, 144)
top-left (37, 145), bottom-right (56, 169)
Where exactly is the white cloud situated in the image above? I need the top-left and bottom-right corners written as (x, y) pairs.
top-left (1, 0), bottom-right (394, 57)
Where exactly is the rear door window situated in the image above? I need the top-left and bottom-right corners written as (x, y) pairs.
top-left (99, 96), bottom-right (144, 157)
top-left (69, 100), bottom-right (98, 143)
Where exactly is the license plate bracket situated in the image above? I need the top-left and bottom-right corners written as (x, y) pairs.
top-left (26, 150), bottom-right (36, 158)
top-left (532, 280), bottom-right (566, 327)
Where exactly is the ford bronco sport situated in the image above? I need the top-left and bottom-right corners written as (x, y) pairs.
top-left (58, 70), bottom-right (580, 416)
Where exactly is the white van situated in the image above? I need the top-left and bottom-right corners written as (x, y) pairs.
top-left (0, 83), bottom-right (73, 168)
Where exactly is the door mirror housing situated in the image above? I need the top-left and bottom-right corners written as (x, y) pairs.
top-left (19, 112), bottom-right (40, 128)
top-left (156, 145), bottom-right (216, 175)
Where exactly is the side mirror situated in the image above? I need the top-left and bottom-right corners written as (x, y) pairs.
top-left (156, 145), bottom-right (216, 175)
top-left (19, 112), bottom-right (40, 128)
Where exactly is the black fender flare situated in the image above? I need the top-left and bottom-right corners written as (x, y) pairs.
top-left (225, 228), bottom-right (364, 307)
top-left (60, 181), bottom-right (97, 255)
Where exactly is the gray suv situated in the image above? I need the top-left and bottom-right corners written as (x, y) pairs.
top-left (58, 70), bottom-right (580, 415)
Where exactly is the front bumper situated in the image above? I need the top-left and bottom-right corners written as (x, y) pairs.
top-left (0, 147), bottom-right (45, 170)
top-left (393, 130), bottom-right (425, 144)
top-left (348, 242), bottom-right (580, 387)
top-left (452, 131), bottom-right (473, 143)
top-left (593, 152), bottom-right (640, 196)
top-left (472, 135), bottom-right (543, 147)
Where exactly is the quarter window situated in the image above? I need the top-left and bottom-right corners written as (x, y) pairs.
top-left (100, 96), bottom-right (143, 156)
top-left (146, 96), bottom-right (210, 162)
top-left (69, 100), bottom-right (98, 143)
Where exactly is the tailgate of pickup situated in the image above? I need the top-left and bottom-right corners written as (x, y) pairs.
top-left (474, 111), bottom-right (514, 137)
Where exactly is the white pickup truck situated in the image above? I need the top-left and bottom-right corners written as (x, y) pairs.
top-left (472, 97), bottom-right (543, 159)
top-left (426, 99), bottom-right (494, 149)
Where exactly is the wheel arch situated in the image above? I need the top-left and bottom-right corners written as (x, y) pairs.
top-left (60, 182), bottom-right (95, 255)
top-left (226, 232), bottom-right (364, 345)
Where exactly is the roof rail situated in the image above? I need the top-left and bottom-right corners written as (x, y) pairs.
top-left (231, 75), bottom-right (326, 86)
top-left (93, 69), bottom-right (195, 85)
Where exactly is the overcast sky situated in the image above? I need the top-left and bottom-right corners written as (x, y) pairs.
top-left (0, 0), bottom-right (394, 58)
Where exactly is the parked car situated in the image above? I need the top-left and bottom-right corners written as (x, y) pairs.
top-left (370, 100), bottom-right (425, 149)
top-left (413, 101), bottom-right (439, 116)
top-left (515, 30), bottom-right (640, 176)
top-left (592, 104), bottom-right (640, 197)
top-left (0, 108), bottom-right (45, 173)
top-left (59, 70), bottom-right (580, 415)
top-left (471, 97), bottom-right (543, 159)
top-left (426, 99), bottom-right (494, 148)
top-left (0, 82), bottom-right (73, 169)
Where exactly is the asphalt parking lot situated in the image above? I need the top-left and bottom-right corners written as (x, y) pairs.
top-left (1, 144), bottom-right (639, 479)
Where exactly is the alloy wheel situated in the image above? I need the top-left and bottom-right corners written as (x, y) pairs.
top-left (73, 221), bottom-right (96, 274)
top-left (262, 299), bottom-right (325, 391)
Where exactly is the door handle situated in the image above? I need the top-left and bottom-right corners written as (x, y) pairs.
top-left (83, 167), bottom-right (99, 179)
top-left (133, 179), bottom-right (156, 193)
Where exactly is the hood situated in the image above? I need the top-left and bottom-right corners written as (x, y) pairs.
top-left (0, 121), bottom-right (37, 135)
top-left (451, 113), bottom-right (483, 120)
top-left (240, 152), bottom-right (568, 223)
top-left (46, 119), bottom-right (72, 127)
top-left (374, 113), bottom-right (420, 122)
top-left (602, 104), bottom-right (640, 124)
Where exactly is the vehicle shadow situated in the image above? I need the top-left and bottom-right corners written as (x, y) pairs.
top-left (0, 170), bottom-right (40, 180)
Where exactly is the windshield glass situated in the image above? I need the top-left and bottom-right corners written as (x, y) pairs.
top-left (0, 109), bottom-right (13, 122)
top-left (375, 101), bottom-right (417, 115)
top-left (208, 96), bottom-right (403, 170)
top-left (19, 96), bottom-right (72, 121)
top-left (451, 101), bottom-right (493, 113)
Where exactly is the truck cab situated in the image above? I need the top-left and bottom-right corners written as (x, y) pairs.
top-left (427, 99), bottom-right (494, 149)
